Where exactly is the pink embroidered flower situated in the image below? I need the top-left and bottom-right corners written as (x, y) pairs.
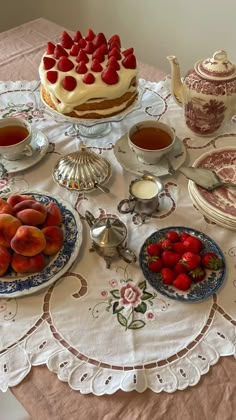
top-left (109, 279), bottom-right (118, 288)
top-left (32, 109), bottom-right (43, 117)
top-left (145, 311), bottom-right (155, 321)
top-left (119, 283), bottom-right (141, 307)
top-left (101, 290), bottom-right (108, 297)
top-left (10, 112), bottom-right (28, 120)
top-left (0, 179), bottom-right (9, 190)
top-left (26, 102), bottom-right (34, 107)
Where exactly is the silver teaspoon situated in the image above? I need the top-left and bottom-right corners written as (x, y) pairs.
top-left (179, 166), bottom-right (236, 191)
top-left (94, 182), bottom-right (110, 193)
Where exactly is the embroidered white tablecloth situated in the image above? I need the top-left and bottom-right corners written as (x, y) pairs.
top-left (0, 78), bottom-right (235, 395)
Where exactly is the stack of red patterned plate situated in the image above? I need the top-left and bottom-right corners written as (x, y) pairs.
top-left (188, 147), bottom-right (236, 230)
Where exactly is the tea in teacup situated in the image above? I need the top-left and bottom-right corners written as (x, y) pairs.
top-left (0, 118), bottom-right (32, 161)
top-left (128, 120), bottom-right (176, 164)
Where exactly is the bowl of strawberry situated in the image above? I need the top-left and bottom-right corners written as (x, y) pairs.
top-left (139, 226), bottom-right (226, 302)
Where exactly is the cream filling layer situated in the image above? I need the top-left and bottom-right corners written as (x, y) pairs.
top-left (39, 50), bottom-right (138, 114)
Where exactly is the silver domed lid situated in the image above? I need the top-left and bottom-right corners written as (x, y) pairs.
top-left (91, 217), bottom-right (127, 248)
top-left (53, 144), bottom-right (111, 192)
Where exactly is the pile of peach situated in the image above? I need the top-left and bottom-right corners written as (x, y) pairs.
top-left (0, 194), bottom-right (64, 276)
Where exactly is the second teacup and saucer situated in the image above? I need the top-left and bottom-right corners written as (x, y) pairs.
top-left (113, 120), bottom-right (187, 177)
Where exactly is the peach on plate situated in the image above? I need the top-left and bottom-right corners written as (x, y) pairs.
top-left (11, 225), bottom-right (46, 256)
top-left (41, 225), bottom-right (64, 255)
top-left (0, 213), bottom-right (22, 247)
top-left (11, 252), bottom-right (46, 274)
top-left (42, 202), bottom-right (63, 227)
top-left (7, 194), bottom-right (33, 207)
top-left (0, 198), bottom-right (13, 215)
top-left (0, 245), bottom-right (12, 275)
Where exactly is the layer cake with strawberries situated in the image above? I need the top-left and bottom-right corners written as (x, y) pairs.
top-left (39, 29), bottom-right (138, 119)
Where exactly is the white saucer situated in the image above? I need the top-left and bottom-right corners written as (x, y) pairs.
top-left (0, 128), bottom-right (49, 174)
top-left (113, 134), bottom-right (187, 177)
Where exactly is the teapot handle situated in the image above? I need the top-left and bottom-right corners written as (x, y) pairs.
top-left (85, 210), bottom-right (96, 227)
top-left (118, 245), bottom-right (137, 264)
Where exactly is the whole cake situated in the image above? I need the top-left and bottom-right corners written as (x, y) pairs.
top-left (39, 29), bottom-right (138, 119)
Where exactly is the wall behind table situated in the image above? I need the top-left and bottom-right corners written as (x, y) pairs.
top-left (2, 0), bottom-right (236, 76)
top-left (39, 0), bottom-right (236, 76)
top-left (0, 0), bottom-right (40, 32)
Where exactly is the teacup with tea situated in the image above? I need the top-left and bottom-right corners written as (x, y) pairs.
top-left (0, 117), bottom-right (33, 161)
top-left (128, 120), bottom-right (176, 164)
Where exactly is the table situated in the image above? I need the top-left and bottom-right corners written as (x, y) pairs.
top-left (0, 18), bottom-right (235, 420)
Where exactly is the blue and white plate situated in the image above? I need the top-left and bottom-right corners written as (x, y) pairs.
top-left (0, 191), bottom-right (83, 298)
top-left (139, 226), bottom-right (226, 302)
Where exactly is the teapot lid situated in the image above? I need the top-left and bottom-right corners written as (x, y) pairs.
top-left (90, 217), bottom-right (127, 247)
top-left (195, 50), bottom-right (236, 80)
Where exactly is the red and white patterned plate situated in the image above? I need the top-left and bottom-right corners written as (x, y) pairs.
top-left (190, 147), bottom-right (236, 220)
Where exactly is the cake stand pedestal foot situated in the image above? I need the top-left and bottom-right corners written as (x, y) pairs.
top-left (75, 122), bottom-right (111, 138)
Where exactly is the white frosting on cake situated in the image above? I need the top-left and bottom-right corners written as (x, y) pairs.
top-left (39, 40), bottom-right (138, 115)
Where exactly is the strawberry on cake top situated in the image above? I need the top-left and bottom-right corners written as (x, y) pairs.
top-left (39, 29), bottom-right (138, 119)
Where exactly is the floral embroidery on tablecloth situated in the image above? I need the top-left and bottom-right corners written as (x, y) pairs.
top-left (89, 266), bottom-right (169, 330)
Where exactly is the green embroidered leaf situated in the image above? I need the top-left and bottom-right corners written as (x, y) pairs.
top-left (134, 302), bottom-right (147, 314)
top-left (117, 312), bottom-right (127, 328)
top-left (112, 302), bottom-right (124, 314)
top-left (138, 281), bottom-right (146, 290)
top-left (128, 320), bottom-right (145, 329)
top-left (110, 289), bottom-right (120, 299)
top-left (141, 292), bottom-right (153, 301)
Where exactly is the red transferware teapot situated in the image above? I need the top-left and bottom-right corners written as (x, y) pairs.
top-left (167, 50), bottom-right (236, 136)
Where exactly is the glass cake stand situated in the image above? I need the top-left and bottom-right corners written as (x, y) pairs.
top-left (40, 87), bottom-right (144, 139)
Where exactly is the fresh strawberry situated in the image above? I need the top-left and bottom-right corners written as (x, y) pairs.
top-left (101, 66), bottom-right (119, 85)
top-left (122, 47), bottom-right (134, 57)
top-left (109, 41), bottom-right (121, 51)
top-left (173, 241), bottom-right (185, 255)
top-left (161, 239), bottom-right (173, 251)
top-left (148, 257), bottom-right (163, 273)
top-left (46, 71), bottom-right (58, 84)
top-left (161, 250), bottom-right (180, 268)
top-left (166, 230), bottom-right (180, 242)
top-left (73, 30), bottom-right (82, 42)
top-left (83, 73), bottom-right (95, 84)
top-left (85, 28), bottom-right (96, 41)
top-left (43, 57), bottom-right (56, 70)
top-left (57, 57), bottom-right (74, 72)
top-left (84, 41), bottom-right (96, 54)
top-left (173, 273), bottom-right (192, 291)
top-left (75, 62), bottom-right (88, 74)
top-left (70, 44), bottom-right (80, 56)
top-left (174, 261), bottom-right (187, 274)
top-left (78, 38), bottom-right (87, 48)
top-left (91, 59), bottom-right (103, 72)
top-left (54, 44), bottom-right (68, 59)
top-left (108, 34), bottom-right (121, 47)
top-left (161, 267), bottom-right (176, 285)
top-left (122, 54), bottom-right (137, 69)
top-left (180, 252), bottom-right (201, 271)
top-left (46, 42), bottom-right (55, 55)
top-left (62, 76), bottom-right (77, 91)
top-left (183, 235), bottom-right (203, 253)
top-left (61, 31), bottom-right (74, 49)
top-left (179, 232), bottom-right (190, 242)
top-left (92, 47), bottom-right (105, 62)
top-left (201, 252), bottom-right (223, 270)
top-left (99, 43), bottom-right (108, 54)
top-left (146, 242), bottom-right (162, 257)
top-left (108, 56), bottom-right (120, 70)
top-left (108, 47), bottom-right (121, 60)
top-left (93, 33), bottom-right (107, 48)
top-left (76, 49), bottom-right (89, 63)
top-left (189, 266), bottom-right (206, 282)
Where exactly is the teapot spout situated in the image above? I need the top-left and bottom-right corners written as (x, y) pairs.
top-left (167, 55), bottom-right (184, 107)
